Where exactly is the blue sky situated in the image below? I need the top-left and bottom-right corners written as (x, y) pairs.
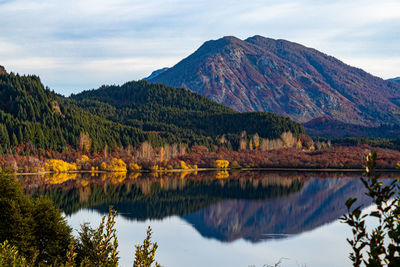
top-left (0, 0), bottom-right (399, 96)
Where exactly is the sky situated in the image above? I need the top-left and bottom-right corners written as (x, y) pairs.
top-left (0, 0), bottom-right (399, 96)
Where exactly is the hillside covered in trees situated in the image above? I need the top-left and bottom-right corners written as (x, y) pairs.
top-left (0, 68), bottom-right (304, 153)
top-left (0, 72), bottom-right (163, 153)
top-left (71, 80), bottom-right (305, 148)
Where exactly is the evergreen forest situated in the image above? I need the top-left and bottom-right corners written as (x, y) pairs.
top-left (0, 70), bottom-right (304, 153)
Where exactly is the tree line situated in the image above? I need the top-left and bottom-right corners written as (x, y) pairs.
top-left (0, 72), bottom-right (304, 153)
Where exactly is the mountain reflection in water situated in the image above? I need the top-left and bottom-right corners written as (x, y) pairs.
top-left (21, 171), bottom-right (374, 243)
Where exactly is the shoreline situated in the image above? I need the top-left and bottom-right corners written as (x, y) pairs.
top-left (12, 167), bottom-right (400, 176)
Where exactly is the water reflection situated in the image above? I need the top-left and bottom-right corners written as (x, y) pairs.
top-left (21, 171), bottom-right (379, 243)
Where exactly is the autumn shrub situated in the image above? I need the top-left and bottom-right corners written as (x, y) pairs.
top-left (45, 159), bottom-right (77, 173)
top-left (76, 155), bottom-right (91, 170)
top-left (180, 161), bottom-right (189, 170)
top-left (128, 162), bottom-right (142, 172)
top-left (215, 160), bottom-right (229, 169)
top-left (100, 158), bottom-right (127, 172)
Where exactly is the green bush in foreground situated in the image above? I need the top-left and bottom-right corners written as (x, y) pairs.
top-left (0, 173), bottom-right (72, 265)
top-left (341, 151), bottom-right (400, 266)
top-left (0, 172), bottom-right (160, 266)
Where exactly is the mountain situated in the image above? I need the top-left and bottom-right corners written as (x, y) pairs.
top-left (143, 67), bottom-right (169, 80)
top-left (71, 80), bottom-right (305, 147)
top-left (148, 35), bottom-right (400, 127)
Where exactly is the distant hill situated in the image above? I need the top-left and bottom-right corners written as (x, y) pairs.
top-left (389, 77), bottom-right (400, 84)
top-left (303, 116), bottom-right (400, 138)
top-left (148, 35), bottom-right (400, 127)
top-left (71, 80), bottom-right (305, 147)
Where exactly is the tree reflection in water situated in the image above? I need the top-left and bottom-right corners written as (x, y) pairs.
top-left (20, 171), bottom-right (381, 243)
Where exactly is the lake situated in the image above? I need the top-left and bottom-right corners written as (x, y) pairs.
top-left (20, 170), bottom-right (381, 266)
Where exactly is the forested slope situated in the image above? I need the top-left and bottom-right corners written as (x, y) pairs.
top-left (0, 72), bottom-right (160, 152)
top-left (71, 80), bottom-right (305, 146)
top-left (0, 68), bottom-right (304, 153)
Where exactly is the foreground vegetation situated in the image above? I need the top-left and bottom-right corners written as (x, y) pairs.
top-left (341, 151), bottom-right (400, 266)
top-left (0, 172), bottom-right (160, 266)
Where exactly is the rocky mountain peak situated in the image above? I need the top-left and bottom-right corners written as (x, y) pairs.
top-left (148, 35), bottom-right (400, 127)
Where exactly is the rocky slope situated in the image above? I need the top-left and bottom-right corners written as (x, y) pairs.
top-left (148, 36), bottom-right (400, 126)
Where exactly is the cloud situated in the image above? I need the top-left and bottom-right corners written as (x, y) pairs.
top-left (0, 0), bottom-right (399, 95)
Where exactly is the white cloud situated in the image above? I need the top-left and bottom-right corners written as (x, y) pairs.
top-left (341, 56), bottom-right (400, 79)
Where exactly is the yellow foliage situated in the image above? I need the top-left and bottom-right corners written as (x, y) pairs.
top-left (253, 133), bottom-right (260, 148)
top-left (76, 155), bottom-right (91, 170)
top-left (216, 170), bottom-right (229, 179)
top-left (81, 155), bottom-right (90, 162)
top-left (215, 160), bottom-right (229, 169)
top-left (151, 165), bottom-right (159, 171)
top-left (80, 179), bottom-right (89, 187)
top-left (159, 147), bottom-right (164, 162)
top-left (100, 162), bottom-right (107, 170)
top-left (100, 158), bottom-right (127, 172)
top-left (180, 161), bottom-right (189, 170)
top-left (180, 171), bottom-right (190, 179)
top-left (45, 173), bottom-right (77, 184)
top-left (109, 172), bottom-right (127, 184)
top-left (297, 139), bottom-right (302, 149)
top-left (45, 159), bottom-right (77, 173)
top-left (129, 163), bottom-right (142, 171)
top-left (129, 172), bottom-right (141, 179)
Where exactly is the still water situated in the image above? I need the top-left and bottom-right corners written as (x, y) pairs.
top-left (20, 171), bottom-right (380, 266)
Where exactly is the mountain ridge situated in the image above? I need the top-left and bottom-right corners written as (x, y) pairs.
top-left (389, 77), bottom-right (400, 83)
